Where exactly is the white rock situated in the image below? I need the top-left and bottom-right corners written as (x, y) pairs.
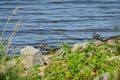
top-left (20, 46), bottom-right (39, 56)
top-left (20, 46), bottom-right (47, 69)
top-left (72, 42), bottom-right (88, 52)
top-left (108, 56), bottom-right (120, 61)
top-left (93, 72), bottom-right (110, 80)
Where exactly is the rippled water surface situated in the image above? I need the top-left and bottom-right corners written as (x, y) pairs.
top-left (0, 0), bottom-right (120, 47)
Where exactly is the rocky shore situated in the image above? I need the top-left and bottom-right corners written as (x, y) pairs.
top-left (19, 35), bottom-right (120, 80)
top-left (1, 35), bottom-right (120, 80)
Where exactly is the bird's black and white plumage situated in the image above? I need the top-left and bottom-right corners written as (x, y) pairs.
top-left (92, 32), bottom-right (102, 41)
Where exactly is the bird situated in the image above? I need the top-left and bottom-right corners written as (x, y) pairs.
top-left (39, 42), bottom-right (53, 50)
top-left (92, 32), bottom-right (102, 41)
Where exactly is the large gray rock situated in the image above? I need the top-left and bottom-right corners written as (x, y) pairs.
top-left (20, 46), bottom-right (47, 69)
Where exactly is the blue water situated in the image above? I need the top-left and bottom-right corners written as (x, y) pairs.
top-left (0, 0), bottom-right (120, 48)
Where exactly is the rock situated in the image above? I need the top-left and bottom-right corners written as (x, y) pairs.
top-left (72, 42), bottom-right (88, 52)
top-left (93, 72), bottom-right (110, 80)
top-left (107, 40), bottom-right (116, 45)
top-left (113, 69), bottom-right (119, 80)
top-left (55, 48), bottom-right (69, 58)
top-left (93, 76), bottom-right (100, 80)
top-left (108, 56), bottom-right (120, 61)
top-left (55, 48), bottom-right (64, 57)
top-left (20, 46), bottom-right (47, 69)
top-left (99, 72), bottom-right (110, 80)
top-left (38, 66), bottom-right (46, 76)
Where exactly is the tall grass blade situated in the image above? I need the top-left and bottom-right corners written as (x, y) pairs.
top-left (6, 19), bottom-right (22, 53)
top-left (0, 6), bottom-right (21, 42)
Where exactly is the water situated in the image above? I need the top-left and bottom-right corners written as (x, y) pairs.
top-left (0, 0), bottom-right (120, 48)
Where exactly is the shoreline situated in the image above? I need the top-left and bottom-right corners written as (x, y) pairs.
top-left (1, 35), bottom-right (120, 80)
top-left (42, 35), bottom-right (120, 55)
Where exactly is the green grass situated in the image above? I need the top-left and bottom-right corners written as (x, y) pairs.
top-left (0, 36), bottom-right (120, 80)
top-left (44, 37), bottom-right (120, 80)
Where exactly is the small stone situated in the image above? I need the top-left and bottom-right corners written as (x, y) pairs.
top-left (99, 72), bottom-right (110, 80)
top-left (108, 56), bottom-right (120, 61)
top-left (72, 42), bottom-right (88, 52)
top-left (113, 69), bottom-right (119, 80)
top-left (55, 48), bottom-right (68, 58)
top-left (93, 72), bottom-right (110, 80)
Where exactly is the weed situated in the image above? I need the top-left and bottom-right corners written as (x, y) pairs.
top-left (44, 37), bottom-right (120, 80)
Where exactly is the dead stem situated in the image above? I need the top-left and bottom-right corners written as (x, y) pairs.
top-left (0, 6), bottom-right (21, 42)
top-left (6, 19), bottom-right (22, 53)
